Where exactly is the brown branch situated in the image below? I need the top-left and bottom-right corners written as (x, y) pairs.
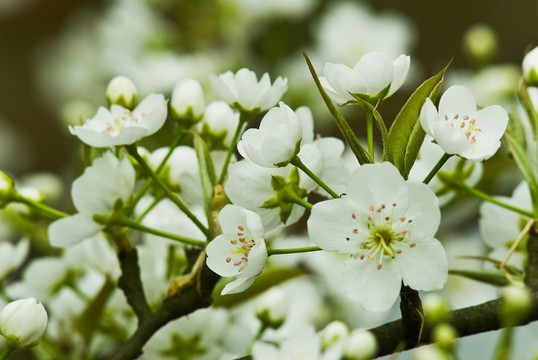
top-left (525, 225), bottom-right (538, 291)
top-left (370, 292), bottom-right (538, 357)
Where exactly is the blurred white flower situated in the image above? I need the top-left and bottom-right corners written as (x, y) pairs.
top-left (420, 85), bottom-right (508, 161)
top-left (523, 45), bottom-right (538, 86)
top-left (170, 78), bottom-right (205, 121)
top-left (69, 93), bottom-right (167, 147)
top-left (106, 75), bottom-right (137, 109)
top-left (198, 101), bottom-right (240, 148)
top-left (210, 68), bottom-right (287, 113)
top-left (0, 239), bottom-right (29, 280)
top-left (48, 152), bottom-right (135, 248)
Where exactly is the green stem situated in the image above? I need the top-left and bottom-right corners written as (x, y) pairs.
top-left (286, 192), bottom-right (313, 210)
top-left (133, 195), bottom-right (164, 223)
top-left (267, 246), bottom-right (322, 256)
top-left (441, 175), bottom-right (536, 218)
top-left (366, 109), bottom-right (374, 159)
top-left (246, 323), bottom-right (267, 355)
top-left (493, 327), bottom-right (513, 360)
top-left (11, 193), bottom-right (68, 220)
top-left (126, 145), bottom-right (210, 237)
top-left (0, 345), bottom-right (16, 360)
top-left (290, 156), bottom-right (339, 199)
top-left (114, 216), bottom-right (206, 248)
top-left (423, 153), bottom-right (453, 184)
top-left (218, 111), bottom-right (250, 184)
top-left (129, 131), bottom-right (186, 209)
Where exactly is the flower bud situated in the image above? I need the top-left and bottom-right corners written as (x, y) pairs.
top-left (432, 323), bottom-right (458, 353)
top-left (498, 285), bottom-right (532, 327)
top-left (9, 187), bottom-right (43, 217)
top-left (423, 293), bottom-right (450, 325)
top-left (320, 320), bottom-right (349, 350)
top-left (171, 78), bottom-right (205, 125)
top-left (0, 298), bottom-right (48, 348)
top-left (523, 46), bottom-right (538, 87)
top-left (106, 75), bottom-right (137, 109)
top-left (254, 288), bottom-right (287, 329)
top-left (0, 171), bottom-right (15, 209)
top-left (343, 329), bottom-right (378, 360)
top-left (462, 23), bottom-right (498, 67)
top-left (413, 346), bottom-right (446, 360)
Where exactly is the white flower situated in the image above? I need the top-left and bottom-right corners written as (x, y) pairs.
top-left (205, 205), bottom-right (267, 295)
top-left (0, 239), bottom-right (29, 280)
top-left (106, 75), bottom-right (137, 109)
top-left (198, 101), bottom-right (240, 148)
top-left (409, 136), bottom-right (483, 207)
top-left (420, 85), bottom-right (508, 161)
top-left (69, 93), bottom-right (167, 147)
top-left (321, 52), bottom-right (410, 105)
top-left (307, 163), bottom-right (447, 312)
top-left (210, 68), bottom-right (287, 113)
top-left (170, 78), bottom-right (205, 120)
top-left (0, 298), bottom-right (48, 348)
top-left (238, 102), bottom-right (303, 167)
top-left (343, 329), bottom-right (378, 360)
top-left (48, 152), bottom-right (135, 248)
top-left (479, 181), bottom-right (532, 268)
top-left (523, 45), bottom-right (538, 86)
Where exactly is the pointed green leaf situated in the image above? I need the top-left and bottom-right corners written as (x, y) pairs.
top-left (303, 51), bottom-right (372, 165)
top-left (389, 60), bottom-right (451, 178)
top-left (449, 269), bottom-right (510, 287)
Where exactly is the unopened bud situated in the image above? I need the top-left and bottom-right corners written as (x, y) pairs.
top-left (413, 346), bottom-right (446, 360)
top-left (498, 285), bottom-right (532, 326)
top-left (9, 187), bottom-right (43, 216)
top-left (254, 288), bottom-right (287, 329)
top-left (343, 329), bottom-right (378, 360)
top-left (0, 298), bottom-right (48, 348)
top-left (320, 320), bottom-right (349, 350)
top-left (432, 323), bottom-right (458, 353)
top-left (423, 293), bottom-right (451, 325)
top-left (106, 75), bottom-right (137, 109)
top-left (462, 23), bottom-right (498, 68)
top-left (523, 46), bottom-right (538, 87)
top-left (171, 78), bottom-right (205, 125)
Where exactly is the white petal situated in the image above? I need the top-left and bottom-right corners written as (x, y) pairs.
top-left (474, 105), bottom-right (509, 141)
top-left (342, 257), bottom-right (402, 312)
top-left (402, 182), bottom-right (440, 239)
top-left (355, 52), bottom-right (393, 95)
top-left (221, 276), bottom-right (256, 295)
top-left (133, 93), bottom-right (168, 135)
top-left (48, 214), bottom-right (102, 248)
top-left (396, 238), bottom-right (448, 291)
top-left (438, 86), bottom-right (477, 117)
top-left (388, 55), bottom-right (411, 96)
top-left (419, 98), bottom-right (438, 136)
top-left (308, 198), bottom-right (364, 253)
top-left (431, 121), bottom-right (471, 155)
top-left (346, 163), bottom-right (405, 206)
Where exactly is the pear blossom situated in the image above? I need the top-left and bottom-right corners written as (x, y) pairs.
top-left (210, 68), bottom-right (287, 113)
top-left (0, 298), bottom-right (48, 348)
top-left (420, 85), bottom-right (508, 161)
top-left (198, 101), bottom-right (241, 148)
top-left (48, 152), bottom-right (135, 248)
top-left (205, 205), bottom-right (267, 295)
top-left (308, 162), bottom-right (447, 312)
top-left (479, 181), bottom-right (533, 268)
top-left (523, 45), bottom-right (538, 86)
top-left (237, 102), bottom-right (303, 167)
top-left (321, 52), bottom-right (410, 105)
top-left (0, 239), bottom-right (29, 280)
top-left (69, 93), bottom-right (167, 147)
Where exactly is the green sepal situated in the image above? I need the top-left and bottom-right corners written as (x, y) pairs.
top-left (273, 140), bottom-right (302, 167)
top-left (211, 266), bottom-right (305, 307)
top-left (349, 82), bottom-right (391, 106)
top-left (388, 59), bottom-right (451, 179)
top-left (350, 97), bottom-right (393, 163)
top-left (526, 67), bottom-right (538, 87)
top-left (199, 122), bottom-right (229, 151)
top-left (260, 168), bottom-right (307, 224)
top-left (303, 51), bottom-right (372, 165)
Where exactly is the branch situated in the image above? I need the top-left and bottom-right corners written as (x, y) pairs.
top-left (525, 224), bottom-right (538, 291)
top-left (370, 291), bottom-right (538, 357)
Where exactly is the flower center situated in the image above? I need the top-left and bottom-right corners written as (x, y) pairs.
top-left (443, 113), bottom-right (481, 144)
top-left (351, 203), bottom-right (416, 270)
top-left (225, 225), bottom-right (255, 273)
top-left (105, 109), bottom-right (141, 136)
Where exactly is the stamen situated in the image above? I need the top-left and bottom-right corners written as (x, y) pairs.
top-left (226, 256), bottom-right (231, 263)
top-left (385, 216), bottom-right (390, 221)
top-left (360, 254), bottom-right (365, 260)
top-left (353, 229), bottom-right (358, 234)
top-left (396, 249), bottom-right (402, 254)
top-left (369, 205), bottom-right (375, 211)
top-left (409, 242), bottom-right (416, 248)
top-left (239, 238), bottom-right (245, 242)
top-left (400, 216), bottom-right (406, 222)
top-left (237, 225), bottom-right (245, 231)
top-left (444, 114), bottom-right (449, 120)
top-left (377, 263), bottom-right (383, 270)
top-left (230, 240), bottom-right (238, 245)
top-left (463, 115), bottom-right (469, 120)
top-left (376, 234), bottom-right (394, 258)
top-left (351, 213), bottom-right (356, 219)
top-left (237, 232), bottom-right (244, 236)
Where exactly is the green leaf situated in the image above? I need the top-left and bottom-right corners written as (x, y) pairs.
top-left (504, 130), bottom-right (538, 215)
top-left (303, 51), bottom-right (372, 165)
top-left (389, 60), bottom-right (451, 179)
top-left (193, 133), bottom-right (217, 219)
top-left (518, 78), bottom-right (538, 140)
top-left (211, 266), bottom-right (305, 307)
top-left (351, 97), bottom-right (393, 163)
top-left (449, 269), bottom-right (510, 287)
